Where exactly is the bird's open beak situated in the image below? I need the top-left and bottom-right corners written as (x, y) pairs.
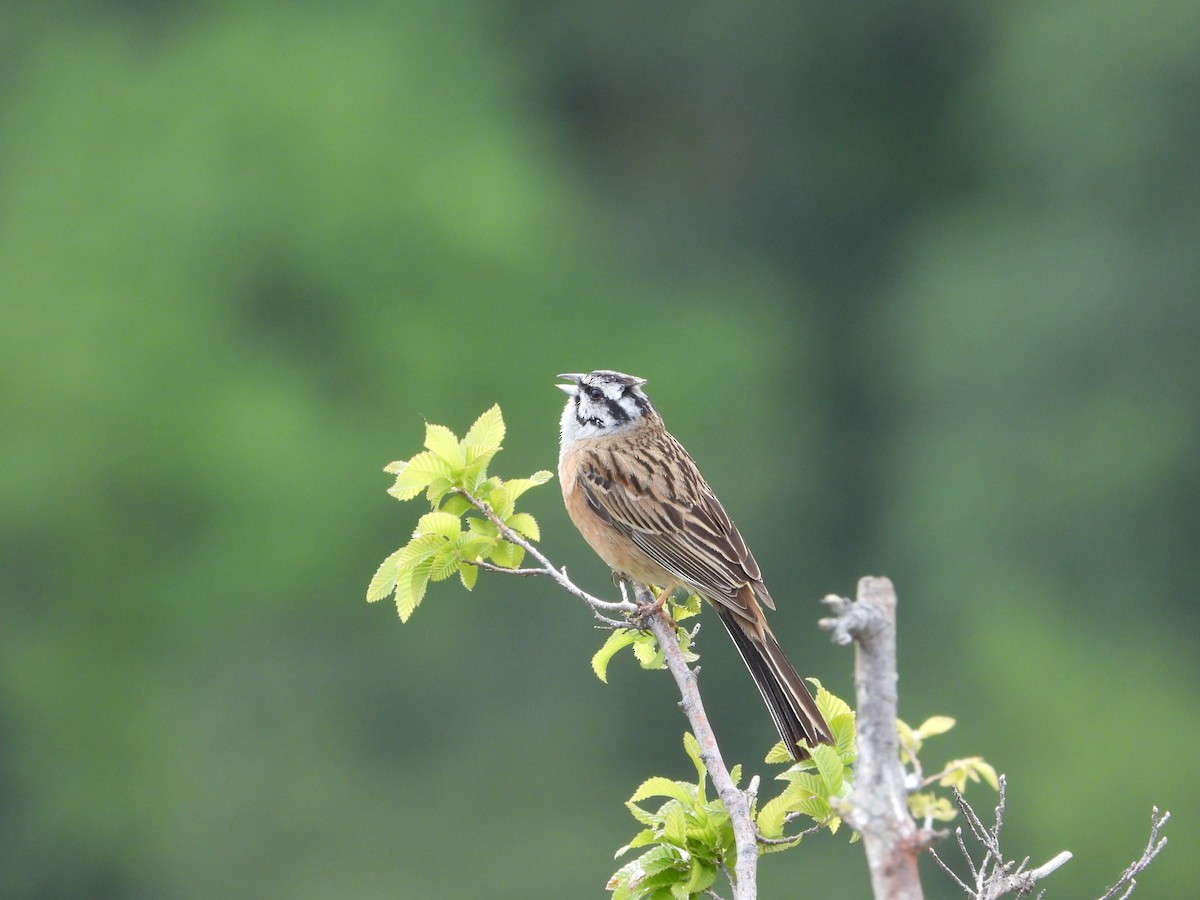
top-left (556, 373), bottom-right (583, 394)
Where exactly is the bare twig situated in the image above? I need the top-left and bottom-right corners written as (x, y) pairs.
top-left (820, 576), bottom-right (930, 900)
top-left (1098, 807), bottom-right (1170, 900)
top-left (930, 778), bottom-right (1074, 899)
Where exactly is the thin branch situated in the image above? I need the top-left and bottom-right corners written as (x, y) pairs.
top-left (931, 778), bottom-right (1075, 899)
top-left (635, 584), bottom-right (759, 900)
top-left (454, 488), bottom-right (638, 620)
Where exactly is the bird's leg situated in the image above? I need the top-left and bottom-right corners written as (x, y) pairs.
top-left (634, 583), bottom-right (678, 630)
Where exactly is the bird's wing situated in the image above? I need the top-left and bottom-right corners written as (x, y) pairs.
top-left (576, 434), bottom-right (774, 618)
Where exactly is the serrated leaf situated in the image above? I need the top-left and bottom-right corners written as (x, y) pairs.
top-left (466, 517), bottom-right (499, 540)
top-left (765, 741), bottom-right (793, 765)
top-left (790, 792), bottom-right (832, 820)
top-left (592, 629), bottom-right (638, 682)
top-left (387, 451), bottom-right (451, 500)
top-left (812, 679), bottom-right (854, 722)
top-left (483, 483), bottom-right (515, 519)
top-left (424, 422), bottom-right (464, 467)
top-left (424, 476), bottom-right (455, 505)
top-left (366, 547), bottom-right (404, 602)
top-left (810, 743), bottom-right (844, 794)
top-left (489, 539), bottom-right (525, 569)
top-left (632, 634), bottom-right (665, 669)
top-left (463, 445), bottom-right (499, 490)
top-left (383, 459), bottom-right (405, 474)
top-left (459, 533), bottom-right (496, 561)
top-left (630, 777), bottom-right (695, 806)
top-left (617, 829), bottom-right (658, 856)
top-left (917, 716), bottom-right (956, 738)
top-left (505, 512), bottom-right (540, 541)
top-left (682, 732), bottom-right (706, 788)
top-left (662, 804), bottom-right (688, 848)
top-left (756, 791), bottom-right (790, 839)
top-left (781, 771), bottom-right (825, 798)
top-left (459, 562), bottom-right (479, 591)
top-left (503, 472), bottom-right (552, 503)
top-left (680, 860), bottom-right (717, 897)
top-left (429, 547), bottom-right (462, 582)
top-left (439, 495), bottom-right (472, 516)
top-left (415, 510), bottom-right (462, 540)
top-left (633, 845), bottom-right (682, 877)
top-left (829, 713), bottom-right (857, 762)
top-left (393, 563), bottom-right (432, 623)
top-left (463, 404), bottom-right (505, 452)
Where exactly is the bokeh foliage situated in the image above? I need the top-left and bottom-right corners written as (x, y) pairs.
top-left (1, 2), bottom-right (1196, 897)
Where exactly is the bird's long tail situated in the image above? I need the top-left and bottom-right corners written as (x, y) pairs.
top-left (714, 606), bottom-right (834, 760)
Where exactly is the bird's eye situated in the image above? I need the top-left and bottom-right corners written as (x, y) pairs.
top-left (586, 386), bottom-right (604, 401)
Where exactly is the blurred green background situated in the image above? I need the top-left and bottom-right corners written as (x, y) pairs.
top-left (2, 2), bottom-right (1196, 897)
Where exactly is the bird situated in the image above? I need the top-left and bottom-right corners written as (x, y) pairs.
top-left (556, 369), bottom-right (833, 760)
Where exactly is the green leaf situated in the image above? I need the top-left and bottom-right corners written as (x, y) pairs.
top-left (662, 804), bottom-right (688, 848)
top-left (938, 756), bottom-right (999, 793)
top-left (505, 511), bottom-right (540, 541)
top-left (917, 716), bottom-right (956, 738)
top-left (503, 471), bottom-right (553, 502)
top-left (483, 483), bottom-right (515, 519)
top-left (415, 510), bottom-right (462, 540)
top-left (424, 422), bottom-right (464, 467)
top-left (829, 713), bottom-right (857, 762)
top-left (490, 539), bottom-right (525, 569)
top-left (682, 732), bottom-right (706, 789)
top-left (466, 517), bottom-right (499, 540)
top-left (624, 801), bottom-right (658, 828)
top-left (629, 777), bottom-right (695, 806)
top-left (812, 679), bottom-right (854, 722)
top-left (387, 451), bottom-right (452, 500)
top-left (756, 791), bottom-right (790, 839)
top-left (680, 859), bottom-right (717, 898)
top-left (366, 547), bottom-right (404, 602)
top-left (459, 562), bottom-right (479, 591)
top-left (897, 717), bottom-right (917, 763)
top-left (765, 741), bottom-right (793, 765)
top-left (909, 791), bottom-right (957, 822)
top-left (439, 494), bottom-right (472, 516)
top-left (780, 771), bottom-right (825, 799)
top-left (810, 743), bottom-right (844, 794)
top-left (428, 547), bottom-right (462, 582)
top-left (631, 634), bottom-right (665, 669)
top-left (393, 564), bottom-right (431, 623)
top-left (974, 758), bottom-right (999, 791)
top-left (592, 629), bottom-right (638, 682)
top-left (463, 404), bottom-right (505, 452)
top-left (459, 533), bottom-right (496, 561)
top-left (424, 475), bottom-right (456, 505)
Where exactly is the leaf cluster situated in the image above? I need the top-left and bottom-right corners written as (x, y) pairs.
top-left (608, 684), bottom-right (858, 899)
top-left (608, 733), bottom-right (740, 900)
top-left (591, 593), bottom-right (703, 683)
top-left (365, 406), bottom-right (551, 621)
top-left (898, 715), bottom-right (998, 824)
